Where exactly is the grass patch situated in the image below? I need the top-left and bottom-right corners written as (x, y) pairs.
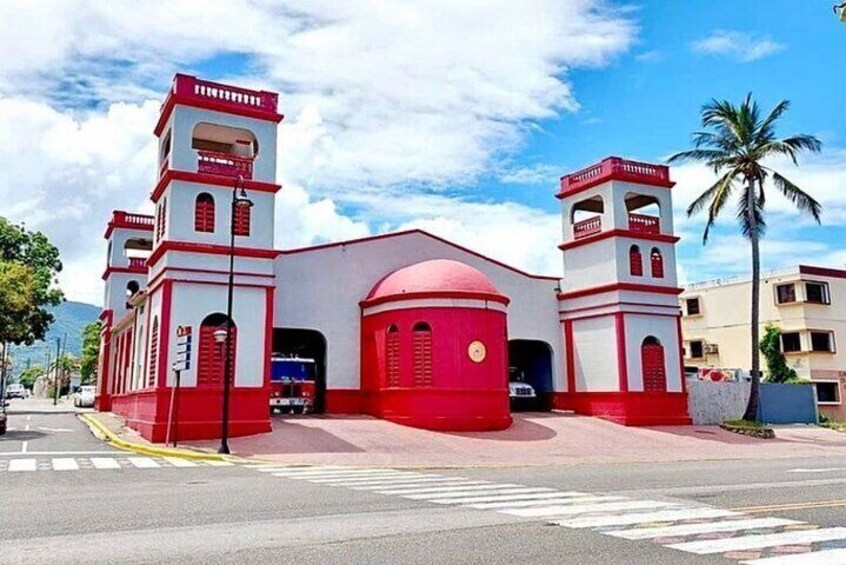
top-left (819, 418), bottom-right (846, 433)
top-left (720, 419), bottom-right (775, 439)
top-left (723, 419), bottom-right (766, 429)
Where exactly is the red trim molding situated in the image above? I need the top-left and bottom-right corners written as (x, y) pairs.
top-left (151, 169), bottom-right (282, 203)
top-left (157, 280), bottom-right (174, 388)
top-left (564, 320), bottom-right (576, 393)
top-left (557, 157), bottom-right (675, 200)
top-left (799, 265), bottom-right (846, 280)
top-left (101, 265), bottom-right (147, 281)
top-left (558, 282), bottom-right (684, 301)
top-left (360, 290), bottom-right (510, 308)
top-left (615, 312), bottom-right (628, 392)
top-left (147, 240), bottom-right (280, 268)
top-left (676, 315), bottom-right (687, 394)
top-left (559, 229), bottom-right (680, 251)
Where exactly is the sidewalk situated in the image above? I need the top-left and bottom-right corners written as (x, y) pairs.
top-left (182, 412), bottom-right (846, 468)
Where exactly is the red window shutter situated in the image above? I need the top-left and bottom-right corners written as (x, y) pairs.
top-left (147, 319), bottom-right (158, 388)
top-left (630, 247), bottom-right (643, 277)
top-left (198, 324), bottom-right (237, 387)
top-left (386, 329), bottom-right (400, 387)
top-left (195, 195), bottom-right (215, 232)
top-left (641, 342), bottom-right (667, 392)
top-left (651, 249), bottom-right (664, 279)
top-left (234, 205), bottom-right (251, 237)
top-left (412, 327), bottom-right (432, 387)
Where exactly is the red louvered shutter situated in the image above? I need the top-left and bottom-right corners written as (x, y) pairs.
top-left (630, 246), bottom-right (643, 277)
top-left (147, 319), bottom-right (158, 388)
top-left (386, 326), bottom-right (400, 387)
top-left (195, 194), bottom-right (215, 232)
top-left (412, 324), bottom-right (432, 387)
top-left (641, 339), bottom-right (667, 392)
top-left (198, 324), bottom-right (237, 387)
top-left (650, 248), bottom-right (664, 279)
top-left (233, 205), bottom-right (251, 236)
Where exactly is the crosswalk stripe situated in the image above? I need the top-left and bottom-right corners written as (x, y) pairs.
top-left (426, 491), bottom-right (591, 506)
top-left (503, 499), bottom-right (677, 518)
top-left (378, 482), bottom-right (512, 495)
top-left (127, 457), bottom-right (160, 469)
top-left (351, 478), bottom-right (472, 489)
top-left (90, 457), bottom-right (121, 470)
top-left (309, 473), bottom-right (428, 484)
top-left (271, 469), bottom-right (395, 479)
top-left (667, 527), bottom-right (846, 555)
top-left (740, 548), bottom-right (846, 565)
top-left (248, 464), bottom-right (346, 472)
top-left (52, 458), bottom-right (79, 471)
top-left (404, 487), bottom-right (555, 501)
top-left (608, 517), bottom-right (803, 540)
top-left (464, 495), bottom-right (626, 509)
top-left (8, 459), bottom-right (37, 472)
top-left (557, 507), bottom-right (740, 529)
top-left (162, 457), bottom-right (198, 468)
top-left (202, 460), bottom-right (234, 467)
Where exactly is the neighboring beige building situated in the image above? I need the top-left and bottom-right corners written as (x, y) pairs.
top-left (681, 265), bottom-right (846, 421)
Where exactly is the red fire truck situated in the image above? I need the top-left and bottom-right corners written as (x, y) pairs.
top-left (270, 356), bottom-right (316, 414)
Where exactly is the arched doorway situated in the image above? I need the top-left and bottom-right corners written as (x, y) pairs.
top-left (271, 328), bottom-right (328, 414)
top-left (508, 340), bottom-right (554, 411)
top-left (641, 336), bottom-right (667, 392)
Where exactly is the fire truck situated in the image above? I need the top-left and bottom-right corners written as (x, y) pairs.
top-left (270, 356), bottom-right (317, 414)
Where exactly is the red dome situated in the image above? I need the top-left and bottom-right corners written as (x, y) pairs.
top-left (364, 259), bottom-right (509, 306)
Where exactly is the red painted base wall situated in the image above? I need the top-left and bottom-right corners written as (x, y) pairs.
top-left (111, 386), bottom-right (271, 443)
top-left (553, 392), bottom-right (692, 426)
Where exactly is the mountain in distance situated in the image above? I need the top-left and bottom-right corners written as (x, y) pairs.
top-left (7, 301), bottom-right (101, 375)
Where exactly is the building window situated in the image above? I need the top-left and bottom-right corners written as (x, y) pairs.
top-left (386, 325), bottom-right (400, 388)
top-left (814, 381), bottom-right (841, 404)
top-left (194, 193), bottom-right (215, 233)
top-left (412, 322), bottom-right (432, 387)
top-left (147, 318), bottom-right (158, 388)
top-left (780, 332), bottom-right (802, 353)
top-left (198, 313), bottom-right (237, 387)
top-left (629, 245), bottom-right (643, 277)
top-left (155, 198), bottom-right (167, 241)
top-left (234, 204), bottom-right (251, 237)
top-left (685, 298), bottom-right (701, 316)
top-left (776, 283), bottom-right (796, 304)
top-left (688, 340), bottom-right (704, 359)
top-left (805, 282), bottom-right (830, 304)
top-left (641, 336), bottom-right (667, 392)
top-left (810, 331), bottom-right (835, 353)
top-left (650, 248), bottom-right (664, 279)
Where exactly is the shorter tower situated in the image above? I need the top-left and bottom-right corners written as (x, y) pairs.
top-left (556, 157), bottom-right (691, 425)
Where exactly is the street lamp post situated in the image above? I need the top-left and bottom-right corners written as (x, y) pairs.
top-left (218, 176), bottom-right (253, 455)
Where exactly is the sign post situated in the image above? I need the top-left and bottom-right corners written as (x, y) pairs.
top-left (166, 325), bottom-right (192, 447)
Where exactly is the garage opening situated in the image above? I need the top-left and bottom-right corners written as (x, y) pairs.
top-left (271, 328), bottom-right (327, 414)
top-left (508, 340), bottom-right (554, 411)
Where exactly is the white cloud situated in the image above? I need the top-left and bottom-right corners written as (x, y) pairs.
top-left (498, 163), bottom-right (563, 185)
top-left (691, 30), bottom-right (786, 63)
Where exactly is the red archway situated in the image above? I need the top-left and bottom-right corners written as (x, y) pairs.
top-left (641, 336), bottom-right (667, 392)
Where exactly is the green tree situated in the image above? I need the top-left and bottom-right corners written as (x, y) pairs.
top-left (669, 95), bottom-right (822, 421)
top-left (80, 321), bottom-right (102, 385)
top-left (759, 325), bottom-right (799, 384)
top-left (18, 363), bottom-right (44, 390)
top-left (0, 218), bottom-right (64, 345)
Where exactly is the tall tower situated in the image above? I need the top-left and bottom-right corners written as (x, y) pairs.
top-left (556, 157), bottom-right (691, 425)
top-left (139, 74), bottom-right (283, 441)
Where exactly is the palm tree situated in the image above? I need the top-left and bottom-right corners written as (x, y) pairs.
top-left (669, 94), bottom-right (822, 421)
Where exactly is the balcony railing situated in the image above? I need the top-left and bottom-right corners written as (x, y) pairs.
top-left (573, 216), bottom-right (602, 239)
top-left (628, 213), bottom-right (660, 234)
top-left (560, 157), bottom-right (672, 195)
top-left (169, 74), bottom-right (279, 117)
top-left (128, 257), bottom-right (147, 269)
top-left (197, 150), bottom-right (254, 180)
top-left (112, 211), bottom-right (154, 230)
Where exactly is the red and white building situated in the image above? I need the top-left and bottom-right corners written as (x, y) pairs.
top-left (96, 74), bottom-right (691, 443)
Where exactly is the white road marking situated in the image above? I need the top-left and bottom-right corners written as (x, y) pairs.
top-left (503, 499), bottom-right (678, 518)
top-left (51, 458), bottom-right (79, 471)
top-left (741, 548), bottom-right (846, 565)
top-left (127, 457), bottom-right (160, 469)
top-left (608, 517), bottom-right (803, 540)
top-left (464, 495), bottom-right (627, 510)
top-left (404, 487), bottom-right (555, 501)
top-left (202, 460), bottom-right (234, 467)
top-left (281, 469), bottom-right (412, 480)
top-left (21, 441), bottom-right (27, 453)
top-left (667, 527), bottom-right (846, 555)
top-left (556, 507), bottom-right (739, 529)
top-left (90, 458), bottom-right (121, 470)
top-left (310, 473), bottom-right (428, 484)
top-left (162, 457), bottom-right (198, 468)
top-left (378, 482), bottom-right (511, 495)
top-left (787, 468), bottom-right (846, 474)
top-left (351, 478), bottom-right (473, 489)
top-left (8, 459), bottom-right (37, 472)
top-left (36, 427), bottom-right (73, 433)
top-left (0, 451), bottom-right (126, 456)
top-left (425, 491), bottom-right (592, 506)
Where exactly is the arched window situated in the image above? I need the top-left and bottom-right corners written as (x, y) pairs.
top-left (386, 325), bottom-right (400, 388)
top-left (194, 193), bottom-right (215, 233)
top-left (234, 204), bottom-right (251, 237)
top-left (641, 336), bottom-right (667, 392)
top-left (198, 313), bottom-right (237, 387)
top-left (147, 318), bottom-right (158, 388)
top-left (629, 245), bottom-right (643, 277)
top-left (650, 248), bottom-right (664, 279)
top-left (412, 322), bottom-right (432, 387)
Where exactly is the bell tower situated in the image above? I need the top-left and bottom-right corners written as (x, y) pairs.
top-left (555, 157), bottom-right (691, 425)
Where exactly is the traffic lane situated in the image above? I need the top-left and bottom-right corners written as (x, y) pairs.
top-left (0, 411), bottom-right (108, 453)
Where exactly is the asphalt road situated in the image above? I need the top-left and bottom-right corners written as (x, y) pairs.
top-left (1, 402), bottom-right (845, 564)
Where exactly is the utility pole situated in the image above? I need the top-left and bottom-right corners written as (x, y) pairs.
top-left (52, 337), bottom-right (61, 406)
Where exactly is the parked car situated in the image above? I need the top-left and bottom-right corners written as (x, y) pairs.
top-left (508, 367), bottom-right (537, 411)
top-left (72, 385), bottom-right (96, 408)
top-left (5, 383), bottom-right (26, 399)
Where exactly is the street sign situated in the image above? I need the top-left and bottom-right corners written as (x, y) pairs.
top-left (173, 325), bottom-right (192, 372)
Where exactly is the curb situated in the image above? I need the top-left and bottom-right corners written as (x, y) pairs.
top-left (78, 414), bottom-right (244, 462)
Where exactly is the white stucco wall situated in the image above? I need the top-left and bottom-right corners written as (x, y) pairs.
top-left (624, 313), bottom-right (682, 392)
top-left (571, 316), bottom-right (618, 392)
top-left (274, 232), bottom-right (564, 391)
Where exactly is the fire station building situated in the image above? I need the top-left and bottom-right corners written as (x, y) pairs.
top-left (96, 75), bottom-right (691, 443)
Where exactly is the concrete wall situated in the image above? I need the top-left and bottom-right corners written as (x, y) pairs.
top-left (758, 383), bottom-right (818, 425)
top-left (687, 379), bottom-right (750, 425)
top-left (572, 316), bottom-right (617, 392)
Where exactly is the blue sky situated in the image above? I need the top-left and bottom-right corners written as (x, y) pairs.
top-left (0, 1), bottom-right (844, 304)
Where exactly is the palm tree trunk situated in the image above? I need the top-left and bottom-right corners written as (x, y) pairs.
top-left (743, 179), bottom-right (762, 421)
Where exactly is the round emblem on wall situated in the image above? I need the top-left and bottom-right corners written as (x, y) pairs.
top-left (468, 340), bottom-right (487, 363)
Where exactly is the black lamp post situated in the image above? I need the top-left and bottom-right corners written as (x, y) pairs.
top-left (218, 175), bottom-right (253, 455)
